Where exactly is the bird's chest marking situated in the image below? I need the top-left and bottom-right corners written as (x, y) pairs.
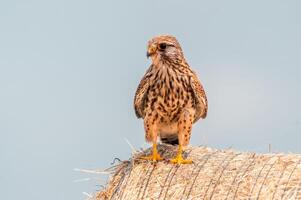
top-left (146, 68), bottom-right (193, 122)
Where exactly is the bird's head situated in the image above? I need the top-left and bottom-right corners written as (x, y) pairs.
top-left (147, 35), bottom-right (185, 65)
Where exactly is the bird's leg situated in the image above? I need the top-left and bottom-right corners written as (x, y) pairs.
top-left (141, 114), bottom-right (163, 162)
top-left (141, 143), bottom-right (163, 161)
top-left (170, 109), bottom-right (193, 164)
top-left (170, 144), bottom-right (192, 164)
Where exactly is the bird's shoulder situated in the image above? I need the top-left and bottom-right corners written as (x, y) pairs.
top-left (188, 68), bottom-right (208, 121)
top-left (134, 65), bottom-right (154, 118)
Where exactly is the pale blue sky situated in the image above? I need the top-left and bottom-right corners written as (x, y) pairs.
top-left (1, 0), bottom-right (301, 199)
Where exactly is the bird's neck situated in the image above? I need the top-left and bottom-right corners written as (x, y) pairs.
top-left (152, 58), bottom-right (189, 74)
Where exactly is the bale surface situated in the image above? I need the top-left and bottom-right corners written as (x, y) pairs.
top-left (95, 145), bottom-right (301, 200)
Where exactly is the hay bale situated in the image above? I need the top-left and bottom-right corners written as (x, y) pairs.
top-left (94, 144), bottom-right (301, 200)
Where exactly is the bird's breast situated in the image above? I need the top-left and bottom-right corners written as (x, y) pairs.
top-left (146, 69), bottom-right (194, 123)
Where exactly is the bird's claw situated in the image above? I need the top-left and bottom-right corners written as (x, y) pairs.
top-left (141, 152), bottom-right (163, 162)
top-left (170, 155), bottom-right (192, 164)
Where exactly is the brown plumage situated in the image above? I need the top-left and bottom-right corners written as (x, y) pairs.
top-left (134, 35), bottom-right (207, 164)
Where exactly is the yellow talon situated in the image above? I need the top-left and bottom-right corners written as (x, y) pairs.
top-left (170, 155), bottom-right (192, 164)
top-left (141, 143), bottom-right (163, 162)
top-left (141, 153), bottom-right (163, 162)
top-left (170, 145), bottom-right (192, 164)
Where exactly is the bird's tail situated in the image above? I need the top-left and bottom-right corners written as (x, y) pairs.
top-left (160, 135), bottom-right (179, 145)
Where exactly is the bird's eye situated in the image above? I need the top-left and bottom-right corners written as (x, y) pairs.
top-left (158, 43), bottom-right (167, 50)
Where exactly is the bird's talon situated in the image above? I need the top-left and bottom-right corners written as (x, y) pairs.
top-left (140, 153), bottom-right (163, 162)
top-left (170, 158), bottom-right (192, 164)
top-left (170, 155), bottom-right (192, 164)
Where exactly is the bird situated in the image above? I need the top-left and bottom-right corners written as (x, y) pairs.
top-left (134, 35), bottom-right (207, 164)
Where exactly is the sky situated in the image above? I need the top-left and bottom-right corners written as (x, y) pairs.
top-left (0, 0), bottom-right (301, 199)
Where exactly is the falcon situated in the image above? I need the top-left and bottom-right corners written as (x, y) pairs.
top-left (134, 35), bottom-right (207, 164)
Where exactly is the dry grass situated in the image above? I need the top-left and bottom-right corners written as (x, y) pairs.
top-left (89, 144), bottom-right (301, 200)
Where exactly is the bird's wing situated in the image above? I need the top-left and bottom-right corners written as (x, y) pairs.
top-left (134, 67), bottom-right (152, 118)
top-left (190, 71), bottom-right (208, 122)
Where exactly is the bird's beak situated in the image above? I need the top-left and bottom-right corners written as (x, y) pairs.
top-left (147, 44), bottom-right (157, 58)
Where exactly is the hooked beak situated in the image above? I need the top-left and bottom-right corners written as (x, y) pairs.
top-left (147, 44), bottom-right (157, 58)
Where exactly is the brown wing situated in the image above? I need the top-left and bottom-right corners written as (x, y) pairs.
top-left (190, 71), bottom-right (208, 122)
top-left (133, 67), bottom-right (152, 118)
